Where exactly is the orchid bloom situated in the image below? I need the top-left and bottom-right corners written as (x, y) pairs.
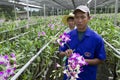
top-left (63, 53), bottom-right (87, 80)
top-left (57, 33), bottom-right (71, 47)
top-left (38, 32), bottom-right (41, 37)
top-left (0, 71), bottom-right (5, 80)
top-left (48, 23), bottom-right (52, 27)
top-left (38, 31), bottom-right (46, 37)
top-left (0, 55), bottom-right (5, 65)
top-left (57, 39), bottom-right (65, 47)
top-left (59, 33), bottom-right (71, 43)
top-left (56, 63), bottom-right (61, 68)
top-left (0, 53), bottom-right (17, 80)
top-left (41, 31), bottom-right (46, 36)
top-left (48, 23), bottom-right (55, 30)
top-left (50, 24), bottom-right (55, 30)
top-left (10, 53), bottom-right (16, 62)
top-left (0, 55), bottom-right (9, 65)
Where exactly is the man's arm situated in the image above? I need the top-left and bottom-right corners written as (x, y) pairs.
top-left (59, 52), bottom-right (66, 57)
top-left (85, 58), bottom-right (104, 65)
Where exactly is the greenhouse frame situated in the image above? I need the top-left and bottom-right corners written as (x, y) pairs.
top-left (0, 0), bottom-right (120, 80)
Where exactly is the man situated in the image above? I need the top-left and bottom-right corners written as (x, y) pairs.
top-left (62, 12), bottom-right (75, 33)
top-left (59, 5), bottom-right (106, 80)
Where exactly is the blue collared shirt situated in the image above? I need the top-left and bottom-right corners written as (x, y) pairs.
top-left (59, 27), bottom-right (106, 80)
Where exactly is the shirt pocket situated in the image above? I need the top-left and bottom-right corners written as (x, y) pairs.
top-left (82, 45), bottom-right (95, 59)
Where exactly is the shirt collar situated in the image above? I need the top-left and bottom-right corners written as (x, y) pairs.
top-left (84, 27), bottom-right (91, 36)
top-left (75, 26), bottom-right (91, 36)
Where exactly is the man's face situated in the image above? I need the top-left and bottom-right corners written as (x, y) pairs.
top-left (67, 19), bottom-right (75, 30)
top-left (74, 10), bottom-right (90, 30)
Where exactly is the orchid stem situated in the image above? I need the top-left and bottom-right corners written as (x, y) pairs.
top-left (62, 43), bottom-right (75, 62)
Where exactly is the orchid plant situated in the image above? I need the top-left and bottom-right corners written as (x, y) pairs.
top-left (38, 31), bottom-right (46, 38)
top-left (57, 33), bottom-right (71, 61)
top-left (0, 53), bottom-right (17, 80)
top-left (55, 32), bottom-right (87, 80)
top-left (48, 23), bottom-right (55, 30)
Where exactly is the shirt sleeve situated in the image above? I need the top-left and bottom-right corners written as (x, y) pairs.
top-left (94, 38), bottom-right (106, 60)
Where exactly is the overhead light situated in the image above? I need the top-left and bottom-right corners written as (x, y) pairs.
top-left (87, 0), bottom-right (92, 4)
top-left (9, 0), bottom-right (42, 8)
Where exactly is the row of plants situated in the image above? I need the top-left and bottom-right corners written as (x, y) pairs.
top-left (0, 20), bottom-right (26, 31)
top-left (33, 15), bottom-right (120, 80)
top-left (47, 15), bottom-right (120, 80)
top-left (0, 16), bottom-right (65, 80)
top-left (0, 17), bottom-right (47, 41)
top-left (89, 15), bottom-right (120, 79)
top-left (1, 14), bottom-right (120, 80)
top-left (0, 17), bottom-right (43, 33)
top-left (13, 15), bottom-right (120, 80)
top-left (38, 15), bottom-right (120, 80)
top-left (92, 13), bottom-right (120, 26)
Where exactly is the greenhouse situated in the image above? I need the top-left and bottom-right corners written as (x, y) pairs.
top-left (0, 0), bottom-right (120, 80)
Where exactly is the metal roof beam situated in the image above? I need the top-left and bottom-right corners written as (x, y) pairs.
top-left (28, 0), bottom-right (65, 9)
top-left (0, 0), bottom-right (42, 8)
top-left (96, 0), bottom-right (115, 8)
top-left (52, 0), bottom-right (68, 9)
top-left (71, 0), bottom-right (76, 9)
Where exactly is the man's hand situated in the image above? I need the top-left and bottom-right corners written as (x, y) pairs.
top-left (65, 49), bottom-right (73, 57)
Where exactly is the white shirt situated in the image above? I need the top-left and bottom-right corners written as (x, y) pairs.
top-left (64, 26), bottom-right (77, 33)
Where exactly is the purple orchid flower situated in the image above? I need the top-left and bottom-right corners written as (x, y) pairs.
top-left (10, 53), bottom-right (15, 58)
top-left (51, 24), bottom-right (55, 30)
top-left (0, 55), bottom-right (4, 65)
top-left (0, 71), bottom-right (4, 76)
top-left (48, 23), bottom-right (52, 27)
top-left (38, 32), bottom-right (41, 37)
top-left (0, 71), bottom-right (5, 80)
top-left (0, 54), bottom-right (17, 80)
top-left (41, 31), bottom-right (46, 36)
top-left (63, 53), bottom-right (87, 80)
top-left (38, 31), bottom-right (46, 38)
top-left (59, 33), bottom-right (71, 43)
top-left (1, 55), bottom-right (9, 65)
top-left (10, 53), bottom-right (16, 62)
top-left (57, 33), bottom-right (71, 47)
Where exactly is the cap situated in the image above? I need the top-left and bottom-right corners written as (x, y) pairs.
top-left (62, 12), bottom-right (74, 26)
top-left (73, 5), bottom-right (90, 15)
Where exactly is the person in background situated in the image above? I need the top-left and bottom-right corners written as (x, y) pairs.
top-left (62, 12), bottom-right (76, 33)
top-left (59, 5), bottom-right (106, 80)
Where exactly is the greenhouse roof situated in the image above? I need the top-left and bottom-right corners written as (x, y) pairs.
top-left (0, 0), bottom-right (120, 9)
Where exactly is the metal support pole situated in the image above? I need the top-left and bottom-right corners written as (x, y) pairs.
top-left (108, 6), bottom-right (109, 13)
top-left (62, 9), bottom-right (64, 15)
top-left (105, 6), bottom-right (106, 13)
top-left (14, 6), bottom-right (18, 27)
top-left (26, 0), bottom-right (29, 28)
top-left (57, 8), bottom-right (59, 15)
top-left (100, 7), bottom-right (102, 13)
top-left (52, 7), bottom-right (54, 16)
top-left (94, 0), bottom-right (96, 15)
top-left (14, 3), bottom-right (17, 21)
top-left (43, 4), bottom-right (46, 18)
top-left (60, 9), bottom-right (62, 15)
top-left (30, 8), bottom-right (32, 17)
top-left (114, 0), bottom-right (118, 25)
top-left (13, 1), bottom-right (18, 27)
top-left (111, 6), bottom-right (112, 13)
